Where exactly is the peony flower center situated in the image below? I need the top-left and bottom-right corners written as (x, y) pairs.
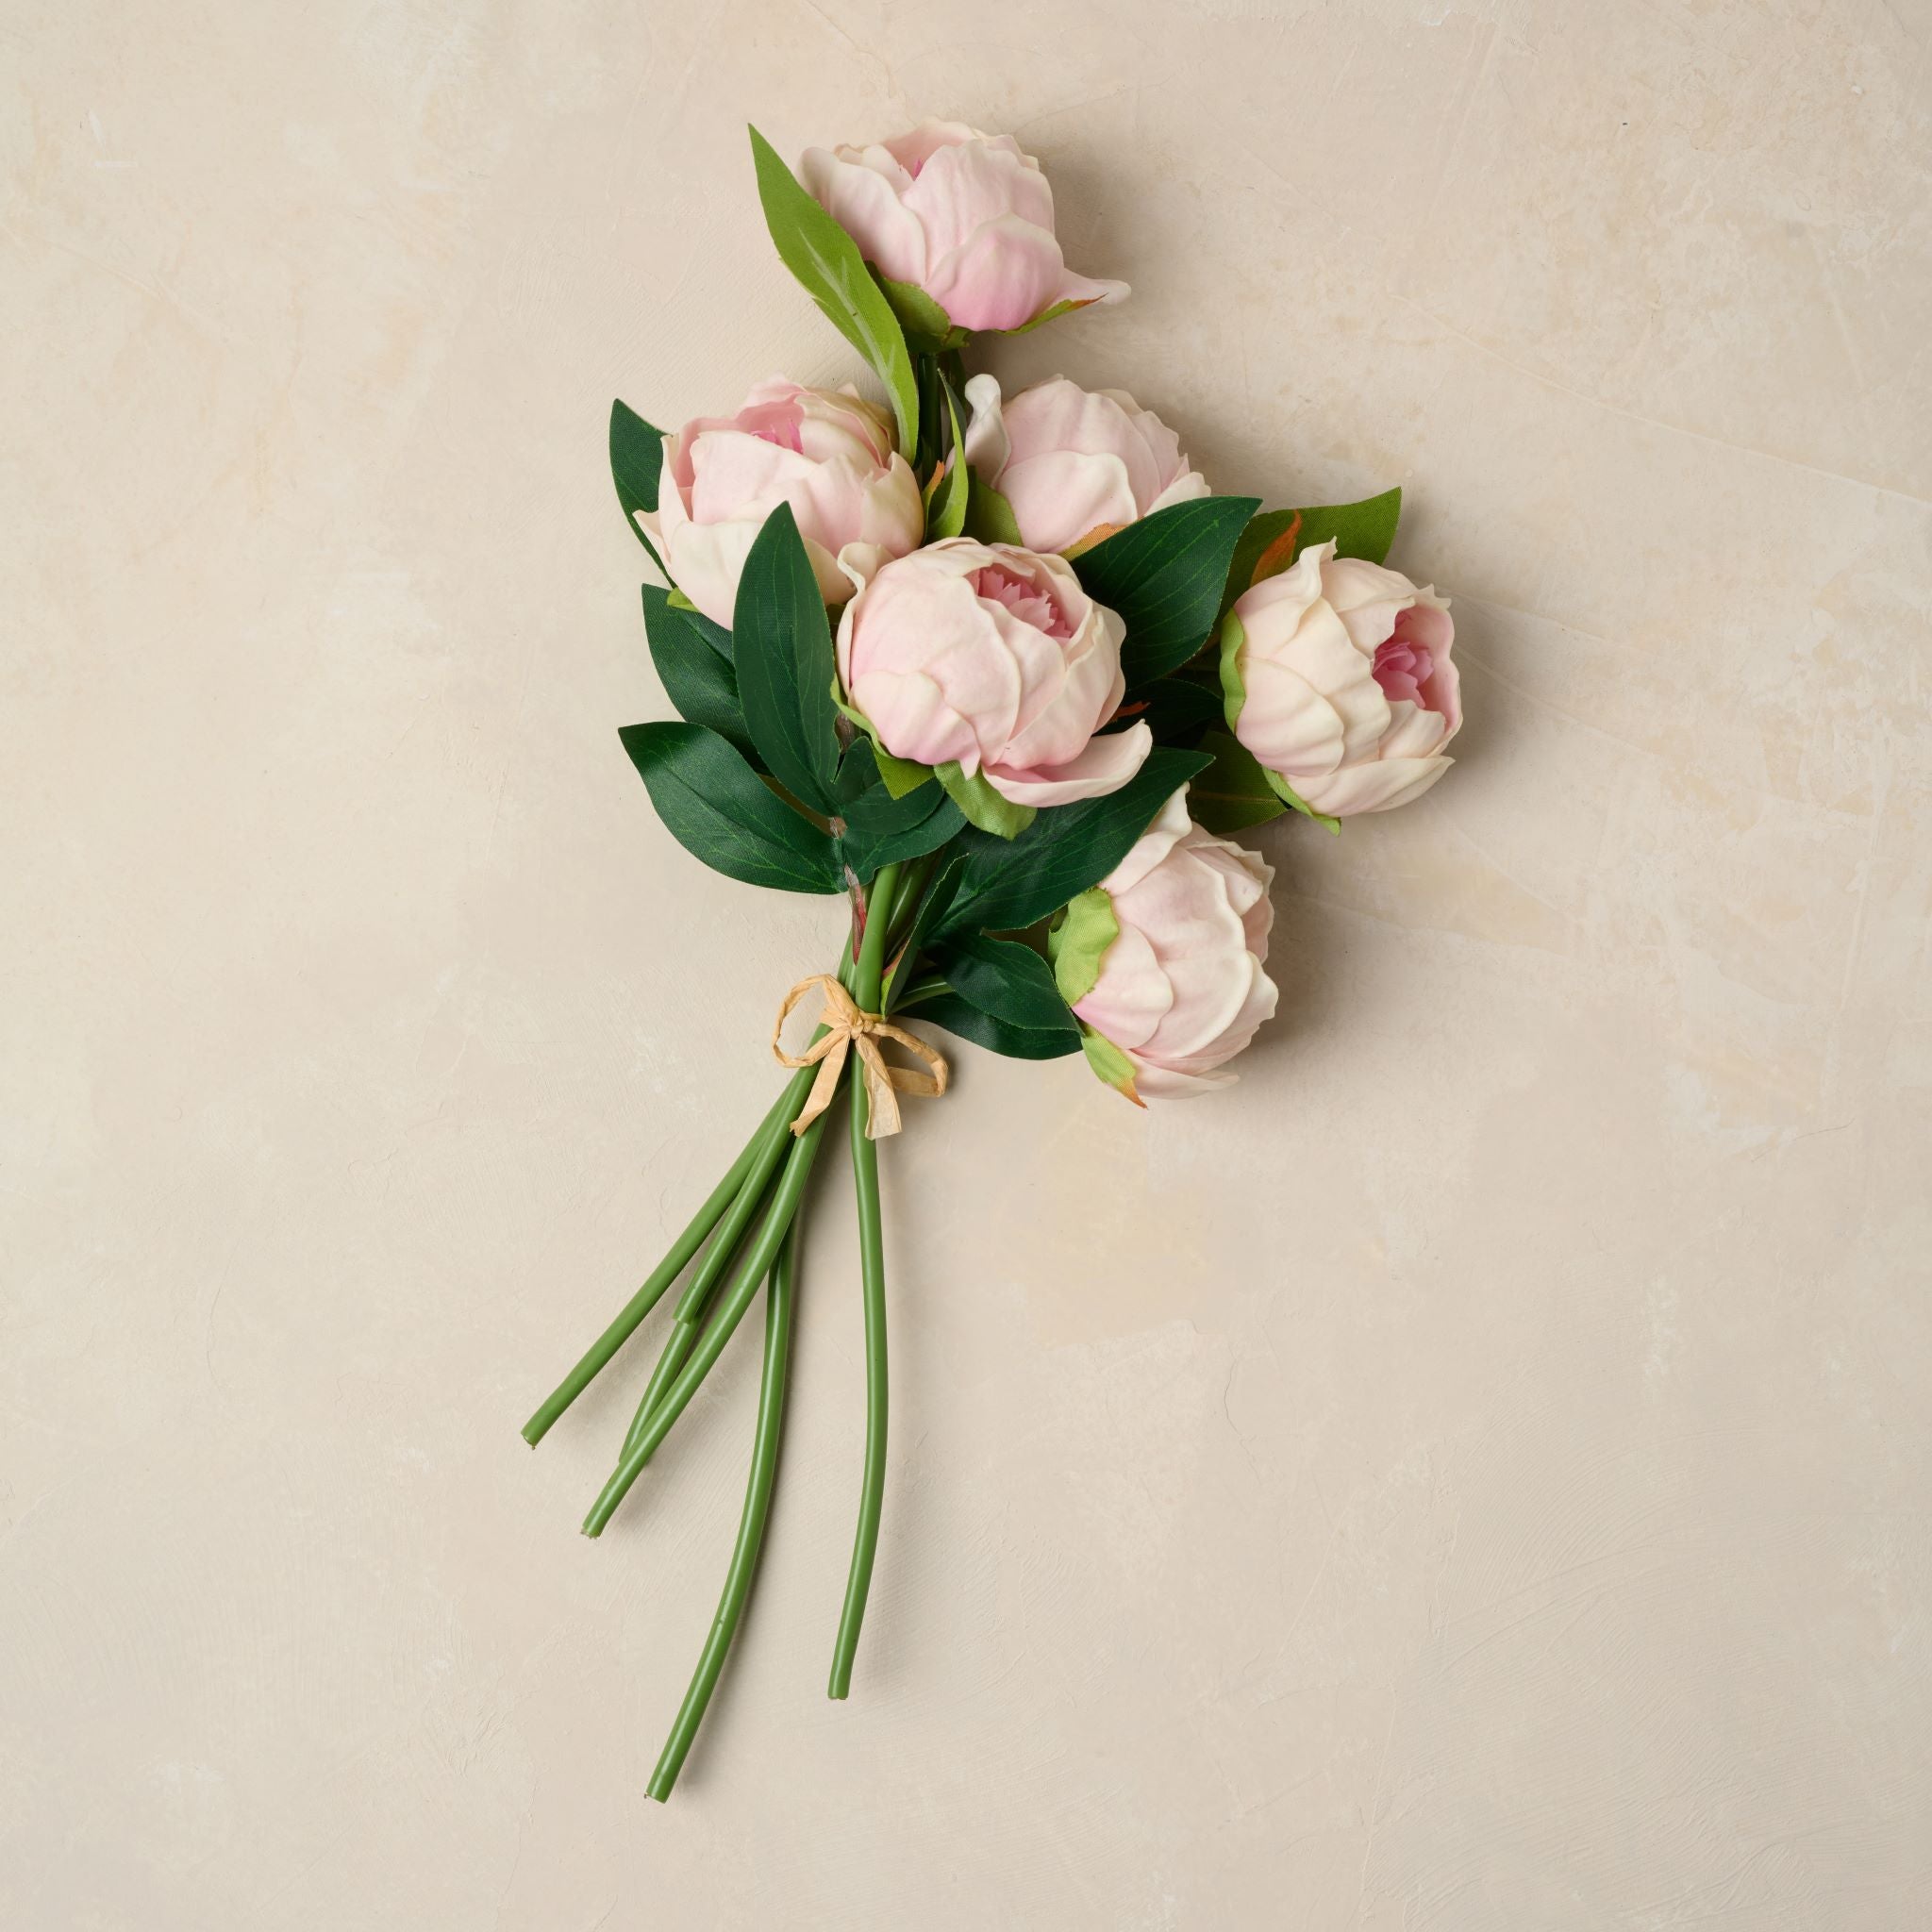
top-left (971, 563), bottom-right (1073, 639)
top-left (1372, 633), bottom-right (1436, 710)
top-left (735, 401), bottom-right (806, 454)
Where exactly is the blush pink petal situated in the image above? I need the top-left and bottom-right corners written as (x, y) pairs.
top-left (799, 146), bottom-right (928, 284)
top-left (902, 139), bottom-right (1057, 256)
top-left (924, 213), bottom-right (1072, 332)
top-left (1299, 754), bottom-right (1452, 817)
top-left (1000, 450), bottom-right (1142, 556)
top-left (987, 719), bottom-right (1151, 806)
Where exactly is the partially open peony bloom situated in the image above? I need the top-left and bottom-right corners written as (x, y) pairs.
top-left (961, 374), bottom-right (1209, 554)
top-left (1223, 541), bottom-right (1459, 817)
top-left (836, 539), bottom-right (1151, 808)
top-left (1057, 788), bottom-right (1278, 1098)
top-left (638, 377), bottom-right (924, 628)
top-left (801, 121), bottom-right (1128, 334)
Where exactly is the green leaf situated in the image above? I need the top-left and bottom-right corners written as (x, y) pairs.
top-left (835, 741), bottom-right (965, 878)
top-left (935, 762), bottom-right (1036, 839)
top-left (874, 273), bottom-right (970, 353)
top-left (1074, 496), bottom-right (1260, 686)
top-left (1222, 487), bottom-right (1403, 615)
top-left (1188, 728), bottom-right (1287, 835)
top-left (883, 854), bottom-right (964, 1010)
top-left (619, 722), bottom-right (842, 894)
top-left (938, 744), bottom-right (1212, 939)
top-left (610, 399), bottom-right (668, 572)
top-left (1123, 675), bottom-right (1224, 744)
top-left (641, 586), bottom-right (758, 765)
top-left (731, 504), bottom-right (841, 815)
top-left (924, 387), bottom-right (969, 541)
top-left (1079, 1024), bottom-right (1143, 1101)
top-left (906, 991), bottom-right (1080, 1061)
top-left (965, 473), bottom-right (1024, 546)
top-left (749, 125), bottom-right (918, 455)
top-left (933, 935), bottom-right (1081, 1043)
top-left (1048, 887), bottom-right (1119, 1006)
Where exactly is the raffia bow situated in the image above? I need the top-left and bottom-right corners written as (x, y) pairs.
top-left (772, 975), bottom-right (949, 1141)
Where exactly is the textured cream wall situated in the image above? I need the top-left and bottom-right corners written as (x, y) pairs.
top-left (4, 1), bottom-right (1929, 1925)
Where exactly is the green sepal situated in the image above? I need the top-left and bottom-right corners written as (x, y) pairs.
top-left (965, 473), bottom-right (1024, 546)
top-left (935, 762), bottom-right (1037, 839)
top-left (748, 125), bottom-right (918, 455)
top-left (874, 273), bottom-right (972, 354)
top-left (1079, 1025), bottom-right (1143, 1103)
top-left (995, 294), bottom-right (1100, 339)
top-left (1048, 887), bottom-right (1119, 1007)
top-left (667, 588), bottom-right (700, 613)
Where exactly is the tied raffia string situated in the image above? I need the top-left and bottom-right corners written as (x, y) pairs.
top-left (772, 974), bottom-right (949, 1141)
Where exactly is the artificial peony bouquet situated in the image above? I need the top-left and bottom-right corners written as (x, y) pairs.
top-left (525, 120), bottom-right (1462, 1799)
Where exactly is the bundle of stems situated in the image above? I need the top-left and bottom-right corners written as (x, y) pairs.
top-left (522, 860), bottom-right (919, 1800)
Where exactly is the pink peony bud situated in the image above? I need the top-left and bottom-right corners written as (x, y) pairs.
top-left (836, 539), bottom-right (1152, 808)
top-left (1223, 541), bottom-right (1459, 817)
top-left (1057, 788), bottom-right (1278, 1098)
top-left (800, 121), bottom-right (1128, 335)
top-left (960, 375), bottom-right (1209, 554)
top-left (637, 377), bottom-right (924, 628)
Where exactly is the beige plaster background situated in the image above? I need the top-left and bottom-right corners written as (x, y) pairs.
top-left (5, 0), bottom-right (1931, 1925)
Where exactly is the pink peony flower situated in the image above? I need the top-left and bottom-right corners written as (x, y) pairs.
top-left (800, 121), bottom-right (1128, 334)
top-left (836, 538), bottom-right (1151, 808)
top-left (961, 374), bottom-right (1209, 554)
top-left (638, 377), bottom-right (924, 628)
top-left (1058, 788), bottom-right (1278, 1098)
top-left (1223, 541), bottom-right (1459, 817)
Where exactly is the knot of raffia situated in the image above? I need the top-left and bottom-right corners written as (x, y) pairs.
top-left (771, 975), bottom-right (949, 1141)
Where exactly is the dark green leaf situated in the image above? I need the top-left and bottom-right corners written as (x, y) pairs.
top-left (931, 936), bottom-right (1081, 1044)
top-left (610, 400), bottom-right (667, 570)
top-left (1119, 675), bottom-right (1224, 744)
top-left (883, 854), bottom-right (964, 1010)
top-left (937, 745), bottom-right (1212, 939)
top-left (836, 741), bottom-right (965, 878)
top-left (1188, 728), bottom-right (1288, 836)
top-left (731, 504), bottom-right (841, 815)
top-left (1222, 488), bottom-right (1403, 615)
top-left (749, 125), bottom-right (918, 454)
top-left (619, 721), bottom-right (841, 894)
top-left (904, 992), bottom-right (1080, 1060)
top-left (1074, 496), bottom-right (1260, 685)
top-left (641, 586), bottom-right (758, 765)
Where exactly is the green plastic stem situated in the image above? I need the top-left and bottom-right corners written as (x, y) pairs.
top-left (645, 1222), bottom-right (798, 1803)
top-left (520, 1086), bottom-right (791, 1447)
top-left (827, 862), bottom-right (901, 1698)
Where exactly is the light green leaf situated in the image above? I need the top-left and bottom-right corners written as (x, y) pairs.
top-left (749, 125), bottom-right (918, 455)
